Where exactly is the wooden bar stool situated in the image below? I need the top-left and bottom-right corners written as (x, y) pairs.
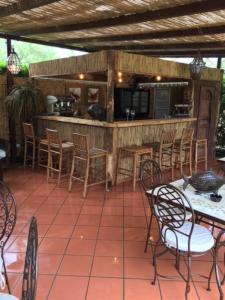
top-left (194, 138), bottom-right (208, 172)
top-left (38, 138), bottom-right (48, 168)
top-left (145, 130), bottom-right (177, 181)
top-left (116, 145), bottom-right (153, 191)
top-left (23, 122), bottom-right (48, 169)
top-left (23, 123), bottom-right (36, 169)
top-left (46, 129), bottom-right (74, 185)
top-left (68, 133), bottom-right (108, 198)
top-left (173, 127), bottom-right (194, 176)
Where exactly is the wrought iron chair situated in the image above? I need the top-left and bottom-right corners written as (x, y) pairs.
top-left (140, 159), bottom-right (162, 252)
top-left (208, 229), bottom-right (225, 300)
top-left (151, 184), bottom-right (215, 299)
top-left (0, 181), bottom-right (17, 294)
top-left (0, 217), bottom-right (38, 300)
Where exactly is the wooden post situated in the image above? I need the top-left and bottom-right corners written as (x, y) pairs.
top-left (6, 38), bottom-right (17, 162)
top-left (217, 57), bottom-right (222, 69)
top-left (106, 51), bottom-right (115, 123)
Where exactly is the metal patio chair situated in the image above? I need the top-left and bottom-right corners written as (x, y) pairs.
top-left (151, 184), bottom-right (215, 299)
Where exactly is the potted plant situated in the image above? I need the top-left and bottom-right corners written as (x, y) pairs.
top-left (4, 79), bottom-right (46, 159)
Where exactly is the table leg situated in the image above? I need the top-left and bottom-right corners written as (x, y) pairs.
top-left (0, 160), bottom-right (3, 181)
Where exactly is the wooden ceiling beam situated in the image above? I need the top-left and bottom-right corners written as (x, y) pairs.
top-left (0, 33), bottom-right (91, 52)
top-left (130, 49), bottom-right (225, 57)
top-left (50, 24), bottom-right (225, 44)
top-left (0, 0), bottom-right (60, 18)
top-left (93, 41), bottom-right (225, 51)
top-left (13, 0), bottom-right (225, 36)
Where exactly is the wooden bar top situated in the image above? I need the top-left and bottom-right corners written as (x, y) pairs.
top-left (37, 115), bottom-right (197, 128)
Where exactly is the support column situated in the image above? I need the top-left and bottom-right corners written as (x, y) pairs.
top-left (217, 57), bottom-right (222, 69)
top-left (106, 51), bottom-right (115, 123)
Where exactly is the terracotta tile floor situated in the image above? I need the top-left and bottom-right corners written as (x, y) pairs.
top-left (2, 165), bottom-right (225, 300)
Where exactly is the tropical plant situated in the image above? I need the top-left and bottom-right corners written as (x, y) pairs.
top-left (4, 79), bottom-right (46, 123)
top-left (216, 78), bottom-right (225, 148)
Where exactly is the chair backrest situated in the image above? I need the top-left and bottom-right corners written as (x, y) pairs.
top-left (21, 217), bottom-right (38, 300)
top-left (181, 127), bottom-right (194, 145)
top-left (46, 129), bottom-right (61, 151)
top-left (160, 130), bottom-right (177, 148)
top-left (0, 181), bottom-right (16, 249)
top-left (140, 159), bottom-right (162, 191)
top-left (23, 123), bottom-right (34, 139)
top-left (72, 133), bottom-right (89, 159)
top-left (152, 184), bottom-right (195, 250)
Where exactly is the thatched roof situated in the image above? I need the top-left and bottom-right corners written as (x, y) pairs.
top-left (1, 0), bottom-right (225, 56)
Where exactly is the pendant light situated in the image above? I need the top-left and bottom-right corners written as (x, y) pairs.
top-left (7, 47), bottom-right (21, 75)
top-left (189, 51), bottom-right (206, 80)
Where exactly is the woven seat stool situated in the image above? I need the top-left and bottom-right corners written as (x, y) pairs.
top-left (116, 145), bottom-right (153, 191)
top-left (46, 129), bottom-right (74, 185)
top-left (23, 122), bottom-right (48, 169)
top-left (173, 127), bottom-right (194, 176)
top-left (144, 129), bottom-right (177, 181)
top-left (194, 138), bottom-right (208, 172)
top-left (68, 133), bottom-right (108, 198)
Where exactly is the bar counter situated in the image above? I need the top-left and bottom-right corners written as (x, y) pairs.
top-left (37, 116), bottom-right (197, 183)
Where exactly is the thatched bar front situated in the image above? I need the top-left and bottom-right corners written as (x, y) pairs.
top-left (29, 50), bottom-right (222, 183)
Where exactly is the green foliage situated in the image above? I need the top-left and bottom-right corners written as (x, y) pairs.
top-left (0, 61), bottom-right (29, 77)
top-left (4, 79), bottom-right (46, 123)
top-left (216, 78), bottom-right (225, 147)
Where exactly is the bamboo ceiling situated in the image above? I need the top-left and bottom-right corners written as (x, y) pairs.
top-left (1, 0), bottom-right (225, 56)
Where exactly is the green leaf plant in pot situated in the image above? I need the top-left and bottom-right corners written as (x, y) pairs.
top-left (4, 79), bottom-right (46, 160)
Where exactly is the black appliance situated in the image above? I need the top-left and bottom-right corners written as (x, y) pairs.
top-left (114, 88), bottom-right (150, 120)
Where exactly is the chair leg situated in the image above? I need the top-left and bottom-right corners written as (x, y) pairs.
top-left (37, 142), bottom-right (40, 167)
top-left (68, 155), bottom-right (75, 192)
top-left (144, 212), bottom-right (153, 252)
top-left (189, 145), bottom-right (192, 176)
top-left (171, 149), bottom-right (174, 181)
top-left (2, 252), bottom-right (11, 294)
top-left (180, 148), bottom-right (183, 176)
top-left (83, 158), bottom-right (90, 198)
top-left (185, 256), bottom-right (192, 300)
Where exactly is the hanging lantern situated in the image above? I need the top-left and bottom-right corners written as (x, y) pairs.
top-left (189, 52), bottom-right (205, 80)
top-left (7, 47), bottom-right (21, 75)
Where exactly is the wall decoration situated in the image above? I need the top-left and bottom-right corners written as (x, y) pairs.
top-left (88, 88), bottom-right (99, 103)
top-left (69, 87), bottom-right (81, 102)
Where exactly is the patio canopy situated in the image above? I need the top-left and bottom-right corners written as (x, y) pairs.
top-left (0, 0), bottom-right (225, 56)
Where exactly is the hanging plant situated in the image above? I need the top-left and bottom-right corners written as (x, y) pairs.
top-left (4, 79), bottom-right (46, 123)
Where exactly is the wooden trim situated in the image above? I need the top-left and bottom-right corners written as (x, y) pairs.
top-left (106, 51), bottom-right (115, 123)
top-left (0, 0), bottom-right (61, 18)
top-left (94, 41), bottom-right (225, 51)
top-left (37, 115), bottom-right (197, 128)
top-left (0, 33), bottom-right (90, 52)
top-left (52, 24), bottom-right (225, 44)
top-left (131, 50), bottom-right (225, 57)
top-left (13, 0), bottom-right (225, 36)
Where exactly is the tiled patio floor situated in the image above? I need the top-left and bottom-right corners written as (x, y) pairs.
top-left (2, 165), bottom-right (224, 300)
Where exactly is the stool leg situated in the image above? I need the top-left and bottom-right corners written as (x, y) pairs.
top-left (189, 144), bottom-right (192, 176)
top-left (105, 153), bottom-right (108, 191)
top-left (83, 158), bottom-right (90, 198)
top-left (47, 151), bottom-right (51, 183)
top-left (179, 147), bottom-right (183, 176)
top-left (133, 153), bottom-right (138, 192)
top-left (32, 140), bottom-right (35, 169)
top-left (57, 152), bottom-right (62, 185)
top-left (205, 141), bottom-right (208, 170)
top-left (24, 138), bottom-right (27, 167)
top-left (115, 149), bottom-right (121, 185)
top-left (195, 142), bottom-right (198, 173)
top-left (68, 154), bottom-right (75, 192)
